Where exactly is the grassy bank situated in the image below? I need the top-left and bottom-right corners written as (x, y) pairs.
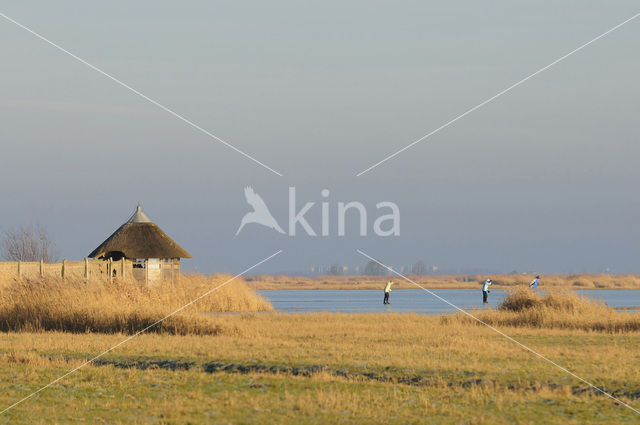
top-left (0, 275), bottom-right (272, 335)
top-left (471, 289), bottom-right (640, 332)
top-left (1, 317), bottom-right (639, 423)
top-left (0, 290), bottom-right (639, 423)
top-left (246, 273), bottom-right (640, 290)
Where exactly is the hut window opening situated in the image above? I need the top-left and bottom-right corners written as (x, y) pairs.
top-left (105, 251), bottom-right (126, 261)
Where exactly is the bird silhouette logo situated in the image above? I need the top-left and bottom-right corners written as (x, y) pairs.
top-left (236, 186), bottom-right (285, 235)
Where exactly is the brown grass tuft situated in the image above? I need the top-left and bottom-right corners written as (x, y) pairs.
top-left (470, 289), bottom-right (640, 332)
top-left (0, 274), bottom-right (272, 335)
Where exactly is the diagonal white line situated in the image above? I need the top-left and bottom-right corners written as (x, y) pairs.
top-left (0, 11), bottom-right (283, 177)
top-left (356, 11), bottom-right (640, 177)
top-left (356, 249), bottom-right (640, 415)
top-left (0, 249), bottom-right (283, 416)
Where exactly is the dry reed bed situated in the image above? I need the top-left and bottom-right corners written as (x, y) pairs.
top-left (0, 275), bottom-right (638, 336)
top-left (0, 275), bottom-right (272, 335)
top-left (468, 289), bottom-right (640, 332)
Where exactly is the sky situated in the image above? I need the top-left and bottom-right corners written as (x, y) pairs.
top-left (0, 1), bottom-right (639, 274)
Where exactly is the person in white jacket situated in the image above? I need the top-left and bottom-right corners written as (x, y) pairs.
top-left (529, 275), bottom-right (541, 290)
top-left (482, 278), bottom-right (492, 304)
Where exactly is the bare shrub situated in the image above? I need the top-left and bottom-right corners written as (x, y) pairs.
top-left (2, 223), bottom-right (58, 262)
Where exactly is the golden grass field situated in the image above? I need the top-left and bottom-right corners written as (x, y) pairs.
top-left (0, 275), bottom-right (272, 335)
top-left (245, 273), bottom-right (640, 290)
top-left (0, 275), bottom-right (639, 424)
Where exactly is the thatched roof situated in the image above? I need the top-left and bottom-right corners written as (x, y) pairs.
top-left (88, 205), bottom-right (192, 259)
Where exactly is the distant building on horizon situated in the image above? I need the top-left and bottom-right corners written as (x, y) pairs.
top-left (88, 205), bottom-right (192, 283)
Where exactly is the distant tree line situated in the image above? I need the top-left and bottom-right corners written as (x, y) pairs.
top-left (362, 260), bottom-right (430, 276)
top-left (312, 260), bottom-right (432, 276)
top-left (363, 260), bottom-right (387, 276)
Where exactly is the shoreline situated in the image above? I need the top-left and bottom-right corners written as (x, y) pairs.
top-left (245, 274), bottom-right (640, 290)
top-left (255, 287), bottom-right (638, 290)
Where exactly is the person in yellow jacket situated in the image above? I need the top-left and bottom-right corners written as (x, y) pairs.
top-left (383, 281), bottom-right (393, 305)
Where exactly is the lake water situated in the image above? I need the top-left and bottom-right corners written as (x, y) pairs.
top-left (257, 289), bottom-right (640, 315)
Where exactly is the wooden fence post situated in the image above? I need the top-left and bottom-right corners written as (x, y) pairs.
top-left (121, 258), bottom-right (125, 280)
top-left (18, 260), bottom-right (21, 277)
top-left (171, 258), bottom-right (175, 284)
top-left (145, 259), bottom-right (149, 285)
top-left (40, 260), bottom-right (44, 278)
top-left (109, 258), bottom-right (113, 283)
top-left (84, 258), bottom-right (89, 280)
top-left (62, 259), bottom-right (66, 279)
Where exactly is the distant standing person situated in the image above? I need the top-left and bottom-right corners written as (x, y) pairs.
top-left (482, 278), bottom-right (492, 304)
top-left (529, 275), bottom-right (540, 290)
top-left (383, 281), bottom-right (393, 305)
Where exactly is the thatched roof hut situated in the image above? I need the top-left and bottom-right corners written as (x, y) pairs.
top-left (89, 205), bottom-right (191, 260)
top-left (89, 205), bottom-right (191, 283)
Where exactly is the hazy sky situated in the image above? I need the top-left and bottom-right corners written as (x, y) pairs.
top-left (1, 1), bottom-right (639, 274)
